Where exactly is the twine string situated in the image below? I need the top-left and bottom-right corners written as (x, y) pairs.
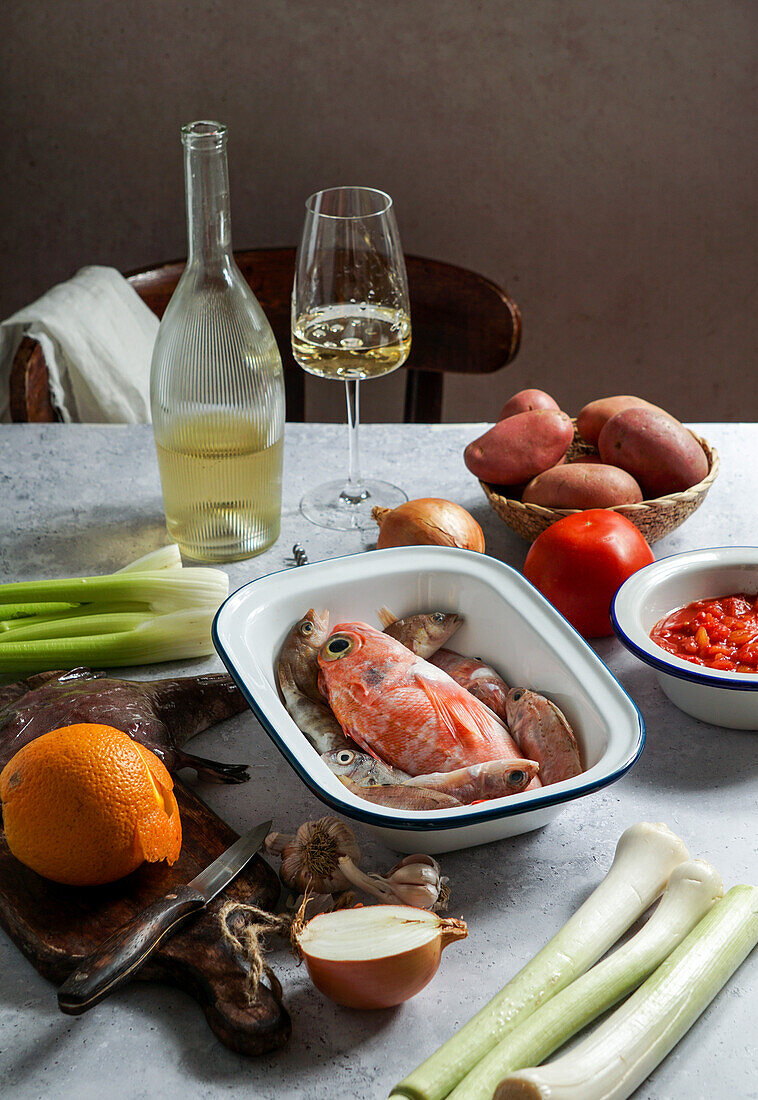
top-left (218, 893), bottom-right (313, 1004)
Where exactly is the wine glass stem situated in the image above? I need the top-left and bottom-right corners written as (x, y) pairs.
top-left (342, 379), bottom-right (368, 504)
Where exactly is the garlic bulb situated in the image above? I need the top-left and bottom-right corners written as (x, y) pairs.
top-left (265, 817), bottom-right (362, 894)
top-left (337, 852), bottom-right (448, 911)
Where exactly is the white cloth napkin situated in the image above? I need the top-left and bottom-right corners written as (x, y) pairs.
top-left (0, 266), bottom-right (159, 423)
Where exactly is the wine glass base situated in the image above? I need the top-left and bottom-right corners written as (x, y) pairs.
top-left (300, 479), bottom-right (408, 530)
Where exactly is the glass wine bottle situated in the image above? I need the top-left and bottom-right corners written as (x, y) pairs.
top-left (150, 121), bottom-right (285, 561)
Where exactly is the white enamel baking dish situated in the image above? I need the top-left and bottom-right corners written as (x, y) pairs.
top-left (213, 546), bottom-right (644, 852)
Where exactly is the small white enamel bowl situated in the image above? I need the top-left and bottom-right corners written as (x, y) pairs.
top-left (213, 546), bottom-right (644, 853)
top-left (611, 547), bottom-right (758, 730)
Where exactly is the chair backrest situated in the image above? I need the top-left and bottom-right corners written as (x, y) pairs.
top-left (9, 249), bottom-right (520, 423)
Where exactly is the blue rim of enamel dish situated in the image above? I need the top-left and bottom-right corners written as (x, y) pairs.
top-left (212, 552), bottom-right (646, 832)
top-left (611, 548), bottom-right (758, 693)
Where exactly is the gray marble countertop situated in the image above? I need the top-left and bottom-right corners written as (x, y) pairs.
top-left (1, 422), bottom-right (756, 1100)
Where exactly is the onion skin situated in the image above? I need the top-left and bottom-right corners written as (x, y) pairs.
top-left (373, 499), bottom-right (485, 553)
top-left (299, 911), bottom-right (468, 1010)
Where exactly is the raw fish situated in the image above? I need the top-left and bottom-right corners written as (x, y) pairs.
top-left (505, 687), bottom-right (583, 784)
top-left (429, 649), bottom-right (510, 721)
top-left (339, 776), bottom-right (462, 811)
top-left (378, 608), bottom-right (463, 659)
top-left (277, 610), bottom-right (352, 753)
top-left (323, 747), bottom-right (538, 803)
top-left (318, 622), bottom-right (539, 779)
top-left (0, 668), bottom-right (250, 782)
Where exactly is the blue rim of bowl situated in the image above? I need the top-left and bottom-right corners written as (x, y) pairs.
top-left (212, 554), bottom-right (646, 832)
top-left (610, 548), bottom-right (758, 692)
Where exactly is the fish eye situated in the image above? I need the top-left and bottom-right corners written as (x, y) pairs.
top-left (432, 612), bottom-right (445, 622)
top-left (510, 770), bottom-right (525, 785)
top-left (336, 750), bottom-right (354, 764)
top-left (300, 620), bottom-right (314, 635)
top-left (512, 690), bottom-right (524, 701)
top-left (323, 635), bottom-right (354, 661)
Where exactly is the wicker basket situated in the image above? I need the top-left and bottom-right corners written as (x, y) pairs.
top-left (481, 426), bottom-right (720, 545)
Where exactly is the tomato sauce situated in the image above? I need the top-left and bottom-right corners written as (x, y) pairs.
top-left (650, 593), bottom-right (758, 672)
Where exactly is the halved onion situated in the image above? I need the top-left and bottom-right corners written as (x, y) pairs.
top-left (296, 904), bottom-right (468, 1009)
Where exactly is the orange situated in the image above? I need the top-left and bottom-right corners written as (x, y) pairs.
top-left (0, 723), bottom-right (182, 886)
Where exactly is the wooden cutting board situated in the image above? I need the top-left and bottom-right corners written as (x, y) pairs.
top-left (0, 780), bottom-right (291, 1056)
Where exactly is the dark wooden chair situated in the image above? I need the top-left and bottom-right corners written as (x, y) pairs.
top-left (9, 248), bottom-right (521, 423)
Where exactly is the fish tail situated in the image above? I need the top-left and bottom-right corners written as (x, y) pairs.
top-left (376, 606), bottom-right (398, 628)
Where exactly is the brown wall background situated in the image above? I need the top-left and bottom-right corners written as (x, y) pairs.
top-left (1, 0), bottom-right (755, 423)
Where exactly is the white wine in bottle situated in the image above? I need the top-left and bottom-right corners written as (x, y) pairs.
top-left (150, 121), bottom-right (285, 562)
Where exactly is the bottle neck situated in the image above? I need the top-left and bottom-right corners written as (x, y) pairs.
top-left (182, 123), bottom-right (233, 269)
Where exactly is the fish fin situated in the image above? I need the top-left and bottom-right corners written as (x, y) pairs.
top-left (278, 659), bottom-right (296, 696)
top-left (173, 749), bottom-right (251, 784)
top-left (414, 671), bottom-right (506, 745)
top-left (545, 698), bottom-right (576, 736)
top-left (345, 728), bottom-right (386, 763)
top-left (377, 606), bottom-right (398, 628)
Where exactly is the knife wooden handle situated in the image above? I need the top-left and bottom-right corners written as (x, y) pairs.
top-left (57, 884), bottom-right (206, 1014)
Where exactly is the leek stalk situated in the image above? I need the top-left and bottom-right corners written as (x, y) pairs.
top-left (496, 884), bottom-right (758, 1100)
top-left (447, 860), bottom-right (724, 1100)
top-left (390, 823), bottom-right (690, 1100)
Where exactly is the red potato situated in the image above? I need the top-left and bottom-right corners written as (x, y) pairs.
top-left (522, 463), bottom-right (644, 509)
top-left (498, 388), bottom-right (561, 420)
top-left (464, 410), bottom-right (574, 485)
top-left (598, 407), bottom-right (709, 497)
top-left (567, 452), bottom-right (603, 464)
top-left (576, 395), bottom-right (664, 446)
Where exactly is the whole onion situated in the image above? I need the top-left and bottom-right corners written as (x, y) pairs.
top-left (372, 498), bottom-right (485, 553)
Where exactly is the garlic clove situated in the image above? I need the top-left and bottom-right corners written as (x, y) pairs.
top-left (264, 831), bottom-right (294, 857)
top-left (388, 864), bottom-right (441, 887)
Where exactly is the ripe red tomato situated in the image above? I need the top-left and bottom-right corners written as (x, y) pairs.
top-left (523, 510), bottom-right (654, 638)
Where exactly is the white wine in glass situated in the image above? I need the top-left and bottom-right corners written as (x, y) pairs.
top-left (292, 186), bottom-right (411, 529)
top-left (292, 304), bottom-right (411, 380)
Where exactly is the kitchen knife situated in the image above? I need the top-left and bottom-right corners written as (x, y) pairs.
top-left (57, 818), bottom-right (272, 1015)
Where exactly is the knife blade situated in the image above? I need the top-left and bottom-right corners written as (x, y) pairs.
top-left (57, 818), bottom-right (272, 1015)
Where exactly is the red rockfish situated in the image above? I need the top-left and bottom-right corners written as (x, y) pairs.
top-left (318, 621), bottom-right (540, 780)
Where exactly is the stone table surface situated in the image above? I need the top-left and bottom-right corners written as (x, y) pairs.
top-left (0, 422), bottom-right (756, 1100)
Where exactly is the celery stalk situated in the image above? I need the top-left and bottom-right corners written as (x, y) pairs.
top-left (0, 609), bottom-right (218, 671)
top-left (0, 612), bottom-right (151, 642)
top-left (116, 545), bottom-right (183, 572)
top-left (447, 860), bottom-right (724, 1100)
top-left (0, 602), bottom-right (77, 624)
top-left (390, 823), bottom-right (690, 1100)
top-left (0, 569), bottom-right (228, 613)
top-left (496, 884), bottom-right (758, 1100)
top-left (0, 602), bottom-right (152, 633)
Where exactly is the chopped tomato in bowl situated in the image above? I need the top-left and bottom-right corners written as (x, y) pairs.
top-left (651, 593), bottom-right (758, 673)
top-left (611, 547), bottom-right (758, 730)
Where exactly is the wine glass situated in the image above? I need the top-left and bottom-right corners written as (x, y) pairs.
top-left (292, 186), bottom-right (411, 529)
